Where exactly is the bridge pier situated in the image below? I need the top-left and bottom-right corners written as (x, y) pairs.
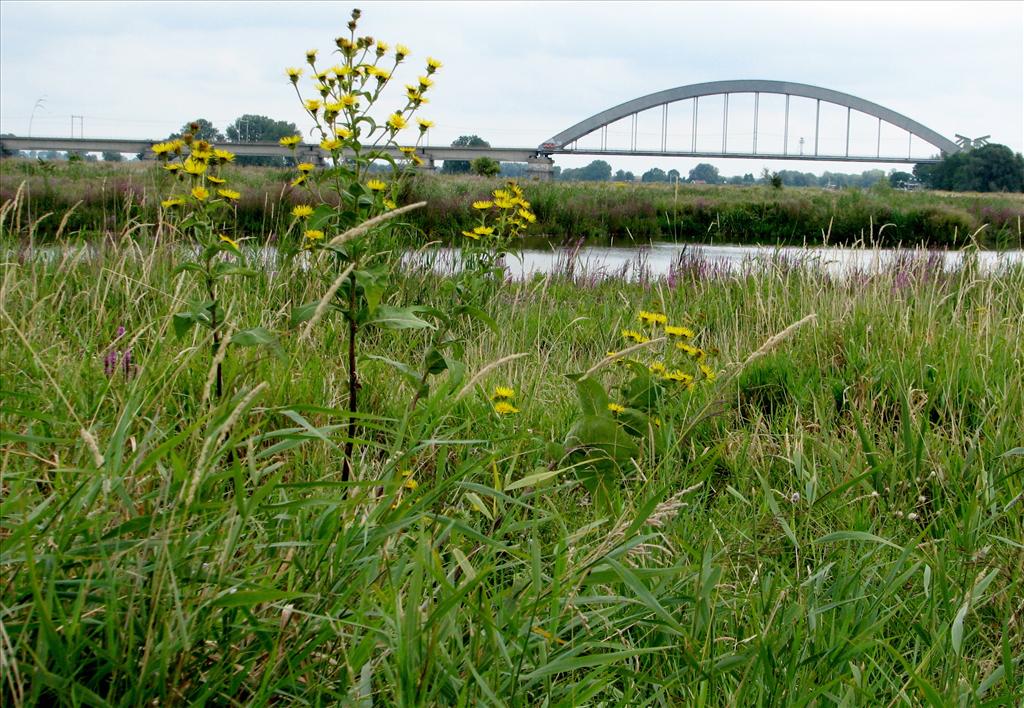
top-left (417, 155), bottom-right (436, 173)
top-left (526, 155), bottom-right (554, 181)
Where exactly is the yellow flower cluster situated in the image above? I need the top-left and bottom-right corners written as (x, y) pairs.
top-left (607, 312), bottom-right (717, 389)
top-left (491, 386), bottom-right (519, 415)
top-left (151, 125), bottom-right (242, 209)
top-left (286, 6), bottom-right (440, 190)
top-left (461, 181), bottom-right (536, 242)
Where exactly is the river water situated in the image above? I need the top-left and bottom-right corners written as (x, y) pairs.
top-left (11, 241), bottom-right (1023, 281)
top-left (411, 243), bottom-right (1024, 281)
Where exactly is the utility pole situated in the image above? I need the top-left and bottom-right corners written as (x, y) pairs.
top-left (71, 115), bottom-right (84, 138)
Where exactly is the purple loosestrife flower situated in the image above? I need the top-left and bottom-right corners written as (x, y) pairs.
top-left (103, 326), bottom-right (134, 379)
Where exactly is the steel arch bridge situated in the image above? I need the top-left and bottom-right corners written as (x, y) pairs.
top-left (538, 80), bottom-right (961, 164)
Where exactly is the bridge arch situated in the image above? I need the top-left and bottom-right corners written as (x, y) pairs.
top-left (539, 80), bottom-right (960, 157)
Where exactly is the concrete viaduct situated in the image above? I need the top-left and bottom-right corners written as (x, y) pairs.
top-left (1, 80), bottom-right (960, 179)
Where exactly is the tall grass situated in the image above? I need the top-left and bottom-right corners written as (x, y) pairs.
top-left (2, 223), bottom-right (1022, 704)
top-left (3, 158), bottom-right (1022, 248)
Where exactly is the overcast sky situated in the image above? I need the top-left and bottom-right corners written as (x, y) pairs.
top-left (1, 1), bottom-right (1021, 176)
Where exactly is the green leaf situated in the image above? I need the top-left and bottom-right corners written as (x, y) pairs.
top-left (210, 588), bottom-right (306, 608)
top-left (572, 376), bottom-right (610, 417)
top-left (172, 312), bottom-right (200, 338)
top-left (231, 327), bottom-right (279, 349)
top-left (363, 354), bottom-right (421, 386)
top-left (174, 262), bottom-right (205, 275)
top-left (308, 204), bottom-right (335, 232)
top-left (813, 531), bottom-right (903, 550)
top-left (367, 305), bottom-right (435, 330)
top-left (290, 301), bottom-right (319, 327)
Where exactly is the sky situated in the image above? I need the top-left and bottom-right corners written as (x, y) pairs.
top-left (1, 0), bottom-right (1021, 177)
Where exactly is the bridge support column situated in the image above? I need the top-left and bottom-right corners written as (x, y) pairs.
top-left (526, 155), bottom-right (554, 181)
top-left (417, 155), bottom-right (436, 173)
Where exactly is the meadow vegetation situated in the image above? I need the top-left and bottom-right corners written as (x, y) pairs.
top-left (2, 159), bottom-right (1022, 250)
top-left (2, 8), bottom-right (1023, 706)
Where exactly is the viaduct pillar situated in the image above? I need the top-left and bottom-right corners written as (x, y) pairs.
top-left (526, 155), bottom-right (555, 181)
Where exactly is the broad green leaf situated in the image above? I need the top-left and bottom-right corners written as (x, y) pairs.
top-left (367, 305), bottom-right (435, 330)
top-left (231, 327), bottom-right (279, 348)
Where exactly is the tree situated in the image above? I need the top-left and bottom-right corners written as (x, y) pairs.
top-left (224, 114), bottom-right (300, 166)
top-left (688, 163), bottom-right (720, 184)
top-left (612, 169), bottom-right (635, 182)
top-left (915, 144), bottom-right (1023, 192)
top-left (441, 135), bottom-right (490, 174)
top-left (470, 156), bottom-right (500, 177)
top-left (888, 170), bottom-right (914, 189)
top-left (558, 160), bottom-right (612, 181)
top-left (667, 168), bottom-right (681, 183)
top-left (168, 119), bottom-right (224, 143)
top-left (102, 150), bottom-right (124, 162)
top-left (641, 167), bottom-right (668, 183)
top-left (0, 133), bottom-right (20, 158)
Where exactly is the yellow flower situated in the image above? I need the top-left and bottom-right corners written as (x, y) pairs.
top-left (492, 189), bottom-right (511, 200)
top-left (291, 175), bottom-right (306, 187)
top-left (286, 67), bottom-right (303, 83)
top-left (517, 208), bottom-right (536, 224)
top-left (366, 179), bottom-right (387, 192)
top-left (473, 225), bottom-right (494, 237)
top-left (292, 204), bottom-right (314, 218)
top-left (621, 329), bottom-right (649, 344)
top-left (607, 402), bottom-right (626, 414)
top-left (306, 49), bottom-right (318, 64)
top-left (663, 369), bottom-right (694, 384)
top-left (493, 401), bottom-right (519, 415)
top-left (376, 40), bottom-right (390, 54)
top-left (404, 477), bottom-right (419, 491)
top-left (304, 99), bottom-right (321, 114)
top-left (332, 65), bottom-right (352, 77)
top-left (214, 148), bottom-right (235, 163)
top-left (383, 198), bottom-right (396, 210)
top-left (340, 94), bottom-right (359, 108)
top-left (304, 229), bottom-right (325, 241)
top-left (417, 118), bottom-right (434, 131)
top-left (161, 197), bottom-right (185, 208)
top-left (417, 75), bottom-right (434, 89)
top-left (395, 44), bottom-right (410, 59)
top-left (665, 324), bottom-right (694, 338)
top-left (473, 200), bottom-right (493, 210)
top-left (492, 386), bottom-right (515, 400)
top-left (677, 342), bottom-right (705, 360)
top-left (279, 135), bottom-right (302, 148)
top-left (207, 175), bottom-right (226, 184)
top-left (219, 234), bottom-right (240, 249)
top-left (461, 230), bottom-right (481, 241)
top-left (191, 186), bottom-right (209, 201)
top-left (648, 361), bottom-right (666, 375)
top-left (387, 113), bottom-right (407, 131)
top-left (638, 310), bottom-right (668, 326)
top-left (151, 141), bottom-right (174, 157)
top-left (217, 188), bottom-right (241, 201)
top-left (426, 56), bottom-right (442, 71)
top-left (493, 198), bottom-right (515, 210)
top-left (163, 163), bottom-right (181, 173)
top-left (699, 363), bottom-right (717, 382)
top-left (182, 156), bottom-right (207, 176)
top-left (334, 127), bottom-right (352, 139)
top-left (297, 162), bottom-right (315, 172)
top-left (320, 137), bottom-right (343, 151)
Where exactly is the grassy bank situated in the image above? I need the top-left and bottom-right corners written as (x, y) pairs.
top-left (2, 234), bottom-right (1022, 704)
top-left (2, 158), bottom-right (1022, 248)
